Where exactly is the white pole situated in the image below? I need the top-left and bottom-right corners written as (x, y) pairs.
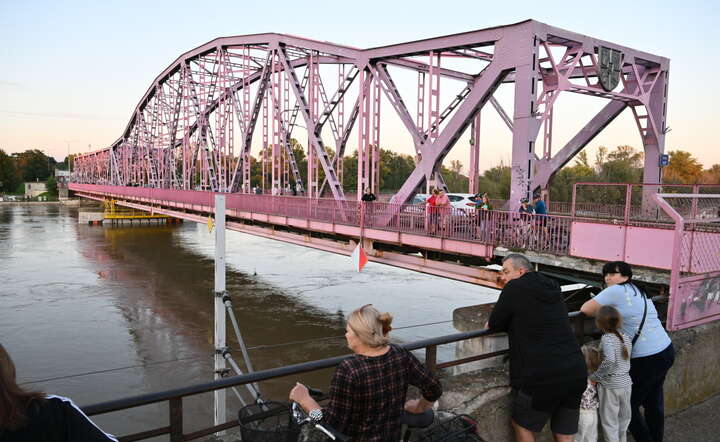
top-left (214, 194), bottom-right (227, 430)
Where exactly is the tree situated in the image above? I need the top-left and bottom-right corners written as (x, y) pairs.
top-left (46, 176), bottom-right (58, 196)
top-left (702, 164), bottom-right (720, 184)
top-left (13, 149), bottom-right (56, 182)
top-left (596, 145), bottom-right (642, 184)
top-left (477, 163), bottom-right (511, 199)
top-left (0, 149), bottom-right (18, 193)
top-left (549, 156), bottom-right (596, 202)
top-left (663, 150), bottom-right (703, 184)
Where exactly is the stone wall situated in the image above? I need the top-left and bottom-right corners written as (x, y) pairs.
top-left (441, 304), bottom-right (720, 441)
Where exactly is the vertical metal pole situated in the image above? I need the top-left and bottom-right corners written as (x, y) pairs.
top-left (469, 112), bottom-right (481, 194)
top-left (214, 194), bottom-right (227, 429)
top-left (357, 68), bottom-right (369, 199)
top-left (371, 77), bottom-right (381, 193)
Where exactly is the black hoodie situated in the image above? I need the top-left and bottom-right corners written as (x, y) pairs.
top-left (488, 272), bottom-right (586, 390)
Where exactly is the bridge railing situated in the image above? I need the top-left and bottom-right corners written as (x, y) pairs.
top-left (224, 195), bottom-right (574, 255)
top-left (82, 310), bottom-right (596, 442)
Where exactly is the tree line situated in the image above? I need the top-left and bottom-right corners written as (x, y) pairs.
top-left (2, 144), bottom-right (715, 200)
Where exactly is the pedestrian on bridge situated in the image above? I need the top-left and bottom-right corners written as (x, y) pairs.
top-left (435, 190), bottom-right (451, 233)
top-left (581, 262), bottom-right (674, 442)
top-left (488, 253), bottom-right (587, 442)
top-left (426, 188), bottom-right (440, 235)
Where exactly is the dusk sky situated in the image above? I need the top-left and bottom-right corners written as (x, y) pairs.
top-left (1, 0), bottom-right (717, 172)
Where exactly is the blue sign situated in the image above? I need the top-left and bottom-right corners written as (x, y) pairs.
top-left (660, 154), bottom-right (669, 167)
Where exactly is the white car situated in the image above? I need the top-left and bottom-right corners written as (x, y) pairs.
top-left (446, 193), bottom-right (478, 210)
top-left (411, 193), bottom-right (476, 213)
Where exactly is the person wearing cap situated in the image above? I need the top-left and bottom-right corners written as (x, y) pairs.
top-left (516, 198), bottom-right (534, 248)
top-left (519, 198), bottom-right (533, 215)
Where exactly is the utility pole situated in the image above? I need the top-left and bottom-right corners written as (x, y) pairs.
top-left (213, 194), bottom-right (227, 430)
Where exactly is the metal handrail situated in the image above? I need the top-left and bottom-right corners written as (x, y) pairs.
top-left (81, 293), bottom-right (671, 442)
top-left (83, 327), bottom-right (497, 417)
top-left (80, 305), bottom-right (610, 442)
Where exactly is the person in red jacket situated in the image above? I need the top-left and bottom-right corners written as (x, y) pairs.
top-left (425, 188), bottom-right (440, 235)
top-left (0, 343), bottom-right (118, 441)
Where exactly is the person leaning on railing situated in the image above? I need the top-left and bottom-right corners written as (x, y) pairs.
top-left (487, 254), bottom-right (587, 442)
top-left (0, 343), bottom-right (118, 442)
top-left (289, 305), bottom-right (442, 441)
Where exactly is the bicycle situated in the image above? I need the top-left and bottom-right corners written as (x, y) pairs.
top-left (238, 385), bottom-right (485, 441)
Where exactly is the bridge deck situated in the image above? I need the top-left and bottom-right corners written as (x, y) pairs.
top-left (70, 184), bottom-right (703, 285)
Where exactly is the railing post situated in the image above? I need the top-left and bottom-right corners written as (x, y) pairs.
top-left (169, 397), bottom-right (184, 442)
top-left (425, 345), bottom-right (437, 373)
top-left (624, 184), bottom-right (631, 225)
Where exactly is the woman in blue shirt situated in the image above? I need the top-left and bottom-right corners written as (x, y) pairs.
top-left (581, 261), bottom-right (674, 442)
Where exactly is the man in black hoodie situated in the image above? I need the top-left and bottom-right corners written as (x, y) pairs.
top-left (488, 254), bottom-right (587, 442)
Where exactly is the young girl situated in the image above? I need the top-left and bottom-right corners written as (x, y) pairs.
top-left (591, 305), bottom-right (633, 442)
top-left (575, 345), bottom-right (601, 442)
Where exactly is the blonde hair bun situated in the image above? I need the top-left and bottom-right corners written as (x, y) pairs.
top-left (347, 305), bottom-right (393, 347)
top-left (378, 312), bottom-right (393, 334)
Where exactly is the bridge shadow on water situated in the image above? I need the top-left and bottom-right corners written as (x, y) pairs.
top-left (74, 221), bottom-right (350, 436)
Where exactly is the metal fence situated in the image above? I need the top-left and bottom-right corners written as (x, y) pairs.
top-left (655, 193), bottom-right (720, 330)
top-left (223, 195), bottom-right (573, 256)
top-left (83, 311), bottom-right (595, 442)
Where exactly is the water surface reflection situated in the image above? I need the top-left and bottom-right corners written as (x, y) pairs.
top-left (0, 204), bottom-right (498, 437)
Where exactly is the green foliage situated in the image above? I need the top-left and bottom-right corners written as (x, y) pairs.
top-left (477, 163), bottom-right (510, 198)
top-left (46, 176), bottom-right (58, 196)
top-left (13, 149), bottom-right (56, 182)
top-left (0, 149), bottom-right (18, 193)
top-left (664, 150), bottom-right (703, 184)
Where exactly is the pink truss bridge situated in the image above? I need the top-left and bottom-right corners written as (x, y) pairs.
top-left (69, 20), bottom-right (720, 330)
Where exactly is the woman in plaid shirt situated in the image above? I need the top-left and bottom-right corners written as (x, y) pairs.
top-left (290, 305), bottom-right (443, 441)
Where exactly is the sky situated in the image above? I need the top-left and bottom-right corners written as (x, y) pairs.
top-left (1, 0), bottom-right (718, 172)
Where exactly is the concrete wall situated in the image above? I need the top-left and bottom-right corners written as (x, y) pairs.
top-left (440, 304), bottom-right (720, 441)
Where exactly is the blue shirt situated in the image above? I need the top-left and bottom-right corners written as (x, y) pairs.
top-left (593, 283), bottom-right (671, 358)
top-left (534, 200), bottom-right (547, 215)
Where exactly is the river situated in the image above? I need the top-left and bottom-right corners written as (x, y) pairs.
top-left (0, 203), bottom-right (498, 438)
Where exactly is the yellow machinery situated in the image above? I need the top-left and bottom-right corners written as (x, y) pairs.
top-left (103, 199), bottom-right (172, 223)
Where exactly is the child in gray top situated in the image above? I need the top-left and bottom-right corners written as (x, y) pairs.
top-left (591, 305), bottom-right (632, 442)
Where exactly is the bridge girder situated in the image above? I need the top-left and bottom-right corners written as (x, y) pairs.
top-left (71, 20), bottom-right (668, 206)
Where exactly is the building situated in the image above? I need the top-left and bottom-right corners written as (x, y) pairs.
top-left (24, 181), bottom-right (47, 198)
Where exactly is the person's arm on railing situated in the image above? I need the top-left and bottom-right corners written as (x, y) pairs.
top-left (487, 289), bottom-right (513, 332)
top-left (404, 347), bottom-right (442, 413)
top-left (291, 360), bottom-right (354, 434)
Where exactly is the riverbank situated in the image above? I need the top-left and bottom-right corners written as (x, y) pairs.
top-left (0, 199), bottom-right (85, 206)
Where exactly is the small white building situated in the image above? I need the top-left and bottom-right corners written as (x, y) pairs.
top-left (24, 181), bottom-right (47, 198)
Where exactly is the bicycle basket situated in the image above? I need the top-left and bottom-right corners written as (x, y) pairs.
top-left (238, 401), bottom-right (300, 442)
top-left (413, 413), bottom-right (486, 442)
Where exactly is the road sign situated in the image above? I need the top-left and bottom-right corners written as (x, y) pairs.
top-left (660, 154), bottom-right (669, 167)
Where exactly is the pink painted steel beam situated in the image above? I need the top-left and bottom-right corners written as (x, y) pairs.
top-left (71, 19), bottom-right (669, 218)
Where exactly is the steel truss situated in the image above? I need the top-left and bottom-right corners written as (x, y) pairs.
top-left (72, 21), bottom-right (668, 207)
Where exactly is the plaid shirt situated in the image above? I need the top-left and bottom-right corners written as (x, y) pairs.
top-left (323, 344), bottom-right (442, 441)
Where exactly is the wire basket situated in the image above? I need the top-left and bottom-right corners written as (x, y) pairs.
top-left (413, 414), bottom-right (486, 442)
top-left (238, 401), bottom-right (300, 442)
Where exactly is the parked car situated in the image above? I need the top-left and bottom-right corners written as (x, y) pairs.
top-left (411, 193), bottom-right (476, 211)
top-left (446, 193), bottom-right (478, 211)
